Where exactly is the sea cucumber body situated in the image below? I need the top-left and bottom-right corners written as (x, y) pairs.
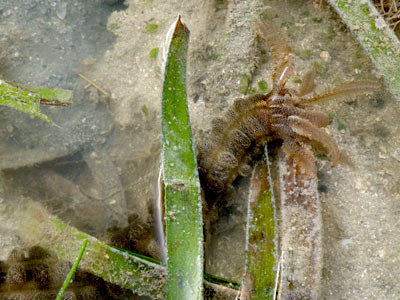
top-left (197, 19), bottom-right (378, 196)
top-left (197, 88), bottom-right (338, 195)
top-left (198, 93), bottom-right (276, 193)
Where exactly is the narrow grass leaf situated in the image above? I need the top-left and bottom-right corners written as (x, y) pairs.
top-left (274, 149), bottom-right (322, 299)
top-left (327, 0), bottom-right (400, 100)
top-left (242, 150), bottom-right (278, 300)
top-left (161, 16), bottom-right (204, 300)
top-left (0, 80), bottom-right (72, 122)
top-left (56, 239), bottom-right (88, 300)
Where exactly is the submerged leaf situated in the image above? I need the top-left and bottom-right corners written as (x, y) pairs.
top-left (0, 80), bottom-right (72, 122)
top-left (274, 148), bottom-right (322, 299)
top-left (242, 150), bottom-right (278, 300)
top-left (161, 16), bottom-right (204, 300)
top-left (327, 0), bottom-right (400, 100)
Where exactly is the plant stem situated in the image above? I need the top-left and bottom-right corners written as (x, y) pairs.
top-left (56, 239), bottom-right (88, 300)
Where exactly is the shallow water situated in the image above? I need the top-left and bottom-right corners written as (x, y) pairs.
top-left (1, 0), bottom-right (400, 299)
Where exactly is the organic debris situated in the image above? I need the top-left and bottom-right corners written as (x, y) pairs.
top-left (374, 0), bottom-right (400, 33)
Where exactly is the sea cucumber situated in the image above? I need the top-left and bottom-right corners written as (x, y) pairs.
top-left (197, 18), bottom-right (379, 196)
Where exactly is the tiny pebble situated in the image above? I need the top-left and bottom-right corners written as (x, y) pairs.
top-left (341, 238), bottom-right (353, 247)
top-left (320, 51), bottom-right (330, 62)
